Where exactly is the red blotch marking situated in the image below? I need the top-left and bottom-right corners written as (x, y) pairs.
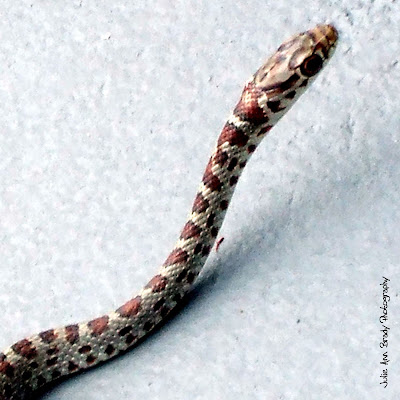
top-left (202, 158), bottom-right (222, 191)
top-left (218, 124), bottom-right (249, 148)
top-left (180, 221), bottom-right (201, 239)
top-left (146, 274), bottom-right (168, 292)
top-left (39, 329), bottom-right (58, 344)
top-left (65, 325), bottom-right (80, 345)
top-left (12, 339), bottom-right (37, 360)
top-left (192, 192), bottom-right (209, 213)
top-left (117, 296), bottom-right (142, 318)
top-left (163, 248), bottom-right (188, 267)
top-left (213, 149), bottom-right (228, 166)
top-left (46, 347), bottom-right (59, 356)
top-left (0, 358), bottom-right (15, 378)
top-left (88, 315), bottom-right (109, 336)
top-left (233, 82), bottom-right (268, 123)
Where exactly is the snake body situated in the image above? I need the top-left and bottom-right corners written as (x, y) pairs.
top-left (0, 24), bottom-right (337, 399)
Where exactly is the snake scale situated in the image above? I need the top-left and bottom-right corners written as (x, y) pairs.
top-left (0, 24), bottom-right (338, 399)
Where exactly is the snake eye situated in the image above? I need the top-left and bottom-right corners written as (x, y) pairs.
top-left (300, 54), bottom-right (323, 77)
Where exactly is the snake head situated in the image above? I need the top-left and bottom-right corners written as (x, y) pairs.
top-left (254, 24), bottom-right (338, 101)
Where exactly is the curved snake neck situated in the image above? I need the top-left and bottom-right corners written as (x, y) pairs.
top-left (0, 24), bottom-right (337, 399)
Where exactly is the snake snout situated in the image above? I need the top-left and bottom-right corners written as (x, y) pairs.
top-left (308, 24), bottom-right (338, 57)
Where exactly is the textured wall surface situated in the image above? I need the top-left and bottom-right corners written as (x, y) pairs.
top-left (0, 1), bottom-right (399, 399)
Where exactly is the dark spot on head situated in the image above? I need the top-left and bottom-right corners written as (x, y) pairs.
top-left (261, 73), bottom-right (300, 92)
top-left (285, 90), bottom-right (296, 99)
top-left (267, 100), bottom-right (285, 113)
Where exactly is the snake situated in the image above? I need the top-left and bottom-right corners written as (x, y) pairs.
top-left (0, 24), bottom-right (338, 399)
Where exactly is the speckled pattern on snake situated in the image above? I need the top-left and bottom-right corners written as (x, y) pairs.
top-left (0, 24), bottom-right (338, 399)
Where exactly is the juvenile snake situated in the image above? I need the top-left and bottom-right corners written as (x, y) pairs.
top-left (0, 24), bottom-right (338, 399)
